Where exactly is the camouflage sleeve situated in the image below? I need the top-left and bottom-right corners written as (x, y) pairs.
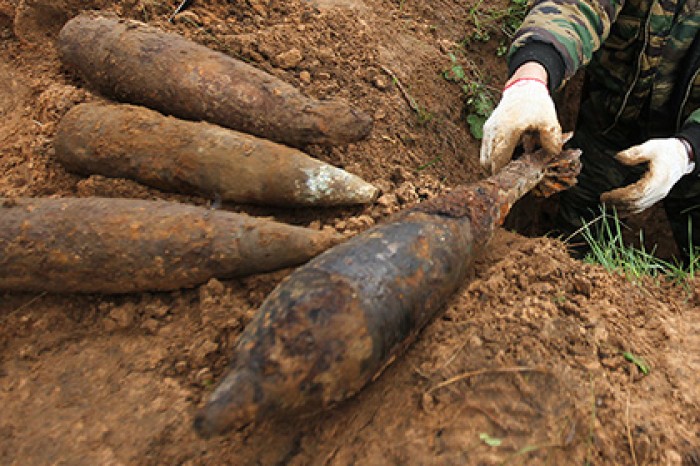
top-left (678, 109), bottom-right (700, 173)
top-left (508, 0), bottom-right (625, 89)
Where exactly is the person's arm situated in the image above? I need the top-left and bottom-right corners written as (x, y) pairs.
top-left (480, 0), bottom-right (623, 174)
top-left (508, 0), bottom-right (625, 91)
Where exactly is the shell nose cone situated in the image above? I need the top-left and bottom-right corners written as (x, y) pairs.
top-left (299, 164), bottom-right (380, 206)
top-left (193, 409), bottom-right (222, 439)
top-left (193, 393), bottom-right (252, 439)
top-left (193, 368), bottom-right (260, 438)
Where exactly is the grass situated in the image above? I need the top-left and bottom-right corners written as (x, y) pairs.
top-left (416, 155), bottom-right (443, 172)
top-left (571, 207), bottom-right (699, 287)
top-left (464, 0), bottom-right (528, 52)
top-left (622, 351), bottom-right (650, 375)
top-left (479, 432), bottom-right (503, 447)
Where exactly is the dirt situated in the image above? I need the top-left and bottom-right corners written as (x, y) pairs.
top-left (1, 0), bottom-right (699, 464)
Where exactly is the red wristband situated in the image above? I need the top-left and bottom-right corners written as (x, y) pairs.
top-left (503, 77), bottom-right (548, 93)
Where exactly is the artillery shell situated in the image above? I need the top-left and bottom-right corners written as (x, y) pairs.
top-left (57, 14), bottom-right (373, 148)
top-left (54, 103), bottom-right (379, 207)
top-left (0, 197), bottom-right (338, 294)
top-left (194, 147), bottom-right (582, 437)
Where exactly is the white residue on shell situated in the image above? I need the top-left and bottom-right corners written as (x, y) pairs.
top-left (296, 165), bottom-right (378, 205)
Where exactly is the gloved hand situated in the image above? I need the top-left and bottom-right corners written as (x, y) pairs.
top-left (480, 77), bottom-right (562, 174)
top-left (601, 138), bottom-right (695, 215)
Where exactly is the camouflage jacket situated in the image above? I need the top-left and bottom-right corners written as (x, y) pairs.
top-left (508, 0), bottom-right (700, 156)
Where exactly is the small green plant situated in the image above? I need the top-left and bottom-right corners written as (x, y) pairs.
top-left (443, 53), bottom-right (497, 139)
top-left (443, 0), bottom-right (528, 138)
top-left (463, 80), bottom-right (495, 139)
top-left (415, 104), bottom-right (434, 125)
top-left (416, 155), bottom-right (443, 172)
top-left (479, 432), bottom-right (503, 447)
top-left (622, 351), bottom-right (650, 375)
top-left (496, 43), bottom-right (509, 57)
top-left (501, 0), bottom-right (529, 38)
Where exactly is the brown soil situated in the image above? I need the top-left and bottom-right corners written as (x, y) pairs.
top-left (1, 1), bottom-right (699, 464)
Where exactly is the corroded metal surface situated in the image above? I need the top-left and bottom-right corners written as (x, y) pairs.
top-left (58, 14), bottom-right (373, 148)
top-left (55, 103), bottom-right (379, 206)
top-left (0, 197), bottom-right (337, 294)
top-left (531, 151), bottom-right (582, 198)
top-left (194, 146), bottom-right (582, 437)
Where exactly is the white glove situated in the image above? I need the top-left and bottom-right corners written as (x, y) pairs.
top-left (480, 78), bottom-right (562, 174)
top-left (601, 138), bottom-right (695, 215)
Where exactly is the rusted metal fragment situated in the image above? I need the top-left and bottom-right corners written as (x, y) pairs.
top-left (0, 197), bottom-right (338, 294)
top-left (194, 146), bottom-right (582, 437)
top-left (57, 14), bottom-right (373, 148)
top-left (531, 150), bottom-right (582, 198)
top-left (54, 103), bottom-right (379, 207)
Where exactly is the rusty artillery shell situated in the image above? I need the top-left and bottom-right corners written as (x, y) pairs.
top-left (0, 197), bottom-right (337, 294)
top-left (57, 14), bottom-right (373, 148)
top-left (194, 147), bottom-right (582, 437)
top-left (54, 103), bottom-right (380, 207)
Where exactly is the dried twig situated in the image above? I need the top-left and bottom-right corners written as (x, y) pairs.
top-left (379, 65), bottom-right (420, 113)
top-left (463, 402), bottom-right (509, 431)
top-left (427, 366), bottom-right (547, 394)
top-left (0, 292), bottom-right (48, 324)
top-left (168, 0), bottom-right (194, 23)
top-left (436, 338), bottom-right (470, 371)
